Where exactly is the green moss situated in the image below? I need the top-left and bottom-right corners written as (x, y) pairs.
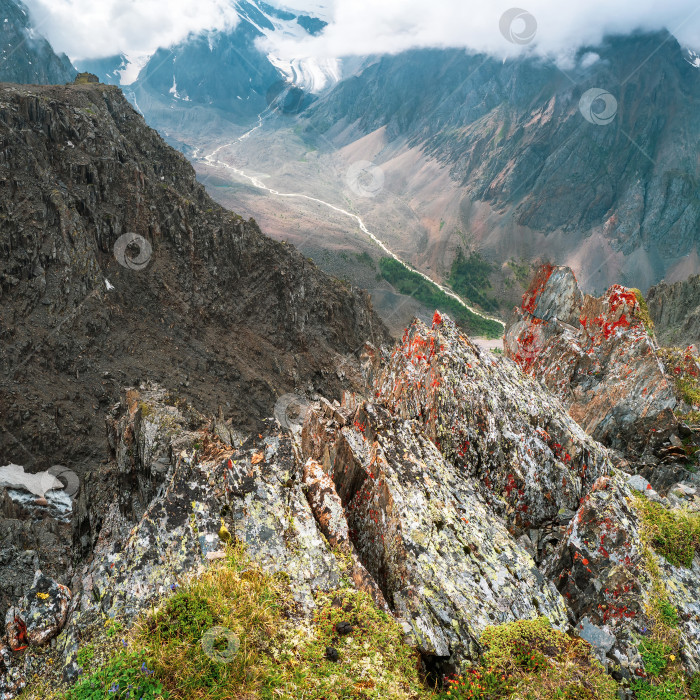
top-left (639, 639), bottom-right (673, 677)
top-left (152, 590), bottom-right (218, 641)
top-left (630, 288), bottom-right (655, 336)
top-left (678, 377), bottom-right (700, 407)
top-left (633, 495), bottom-right (700, 568)
top-left (653, 598), bottom-right (680, 629)
top-left (631, 677), bottom-right (688, 700)
top-left (438, 618), bottom-right (618, 700)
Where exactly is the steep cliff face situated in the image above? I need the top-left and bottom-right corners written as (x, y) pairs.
top-left (0, 82), bottom-right (388, 471)
top-left (0, 0), bottom-right (75, 84)
top-left (0, 81), bottom-right (388, 629)
top-left (647, 274), bottom-right (700, 348)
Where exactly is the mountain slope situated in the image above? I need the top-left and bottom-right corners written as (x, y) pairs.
top-left (302, 33), bottom-right (700, 293)
top-left (84, 0), bottom-right (338, 132)
top-left (647, 273), bottom-right (700, 347)
top-left (0, 81), bottom-right (388, 477)
top-left (0, 0), bottom-right (75, 84)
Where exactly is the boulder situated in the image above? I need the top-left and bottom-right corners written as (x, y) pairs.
top-left (5, 572), bottom-right (71, 648)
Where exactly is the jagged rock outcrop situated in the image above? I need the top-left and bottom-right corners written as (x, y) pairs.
top-left (505, 265), bottom-right (679, 458)
top-left (4, 310), bottom-right (700, 697)
top-left (647, 274), bottom-right (700, 349)
top-left (301, 396), bottom-right (569, 674)
top-left (373, 313), bottom-right (612, 534)
top-left (0, 80), bottom-right (388, 626)
top-left (545, 472), bottom-right (700, 677)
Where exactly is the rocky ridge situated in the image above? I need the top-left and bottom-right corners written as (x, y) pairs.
top-left (505, 265), bottom-right (686, 463)
top-left (2, 307), bottom-right (700, 697)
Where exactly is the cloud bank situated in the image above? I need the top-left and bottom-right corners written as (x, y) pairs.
top-left (22, 0), bottom-right (241, 60)
top-left (22, 0), bottom-right (700, 62)
top-left (264, 0), bottom-right (700, 64)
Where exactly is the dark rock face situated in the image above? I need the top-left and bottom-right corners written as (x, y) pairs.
top-left (647, 274), bottom-right (700, 348)
top-left (505, 265), bottom-right (679, 458)
top-left (0, 81), bottom-right (388, 469)
top-left (0, 0), bottom-right (75, 84)
top-left (0, 81), bottom-right (387, 635)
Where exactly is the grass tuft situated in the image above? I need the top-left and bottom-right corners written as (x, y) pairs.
top-left (633, 495), bottom-right (700, 568)
top-left (436, 617), bottom-right (618, 700)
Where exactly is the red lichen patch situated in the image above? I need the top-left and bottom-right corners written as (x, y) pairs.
top-left (521, 263), bottom-right (555, 315)
top-left (606, 286), bottom-right (638, 315)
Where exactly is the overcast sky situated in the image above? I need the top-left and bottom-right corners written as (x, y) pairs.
top-left (22, 0), bottom-right (700, 62)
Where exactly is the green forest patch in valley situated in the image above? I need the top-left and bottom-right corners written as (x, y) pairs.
top-left (378, 257), bottom-right (503, 338)
top-left (448, 250), bottom-right (500, 314)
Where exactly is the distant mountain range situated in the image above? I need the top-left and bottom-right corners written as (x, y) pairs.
top-left (0, 0), bottom-right (74, 84)
top-left (3, 0), bottom-right (699, 312)
top-left (76, 0), bottom-right (339, 127)
top-left (300, 32), bottom-right (700, 294)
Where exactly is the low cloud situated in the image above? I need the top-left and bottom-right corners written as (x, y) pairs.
top-left (21, 0), bottom-right (700, 62)
top-left (23, 0), bottom-right (240, 60)
top-left (263, 0), bottom-right (700, 64)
